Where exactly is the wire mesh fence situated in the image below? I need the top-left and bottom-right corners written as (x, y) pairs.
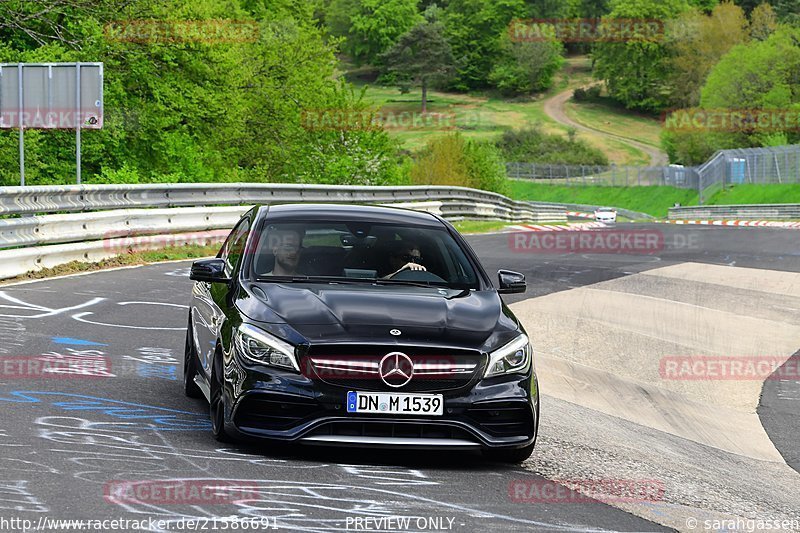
top-left (505, 162), bottom-right (697, 188)
top-left (696, 145), bottom-right (800, 203)
top-left (507, 144), bottom-right (800, 204)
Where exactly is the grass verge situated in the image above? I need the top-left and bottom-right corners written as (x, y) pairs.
top-left (452, 220), bottom-right (567, 233)
top-left (509, 182), bottom-right (800, 218)
top-left (352, 56), bottom-right (649, 165)
top-left (1, 243), bottom-right (219, 285)
top-left (705, 184), bottom-right (800, 205)
top-left (508, 181), bottom-right (699, 218)
top-left (563, 98), bottom-right (663, 148)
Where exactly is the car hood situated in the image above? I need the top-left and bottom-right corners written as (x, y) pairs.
top-left (237, 281), bottom-right (521, 350)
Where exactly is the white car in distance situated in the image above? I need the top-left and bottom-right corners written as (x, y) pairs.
top-left (594, 207), bottom-right (617, 224)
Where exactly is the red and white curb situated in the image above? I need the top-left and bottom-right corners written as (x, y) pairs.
top-left (507, 222), bottom-right (607, 232)
top-left (566, 211), bottom-right (595, 219)
top-left (661, 220), bottom-right (800, 229)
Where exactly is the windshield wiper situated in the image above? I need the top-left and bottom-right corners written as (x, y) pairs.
top-left (445, 288), bottom-right (472, 299)
top-left (372, 279), bottom-right (447, 289)
top-left (255, 275), bottom-right (468, 291)
top-left (255, 275), bottom-right (363, 284)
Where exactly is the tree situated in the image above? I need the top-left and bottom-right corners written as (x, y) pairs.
top-left (327, 0), bottom-right (422, 65)
top-left (592, 0), bottom-right (691, 112)
top-left (749, 3), bottom-right (778, 40)
top-left (0, 0), bottom-right (404, 186)
top-left (663, 25), bottom-right (800, 164)
top-left (488, 31), bottom-right (563, 95)
top-left (381, 19), bottom-right (455, 113)
top-left (496, 125), bottom-right (609, 165)
top-left (667, 2), bottom-right (750, 108)
top-left (442, 0), bottom-right (527, 90)
top-left (409, 133), bottom-right (509, 194)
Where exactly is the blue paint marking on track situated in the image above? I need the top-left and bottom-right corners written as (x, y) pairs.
top-left (51, 337), bottom-right (108, 346)
top-left (137, 363), bottom-right (178, 381)
top-left (0, 391), bottom-right (210, 430)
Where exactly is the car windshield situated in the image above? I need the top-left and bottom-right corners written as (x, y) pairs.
top-left (249, 220), bottom-right (480, 290)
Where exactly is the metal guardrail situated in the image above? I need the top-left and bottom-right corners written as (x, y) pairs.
top-left (0, 206), bottom-right (248, 249)
top-left (526, 201), bottom-right (655, 221)
top-left (0, 230), bottom-right (231, 281)
top-left (668, 204), bottom-right (800, 220)
top-left (0, 183), bottom-right (549, 217)
top-left (0, 184), bottom-right (568, 280)
top-left (0, 201), bottom-right (564, 250)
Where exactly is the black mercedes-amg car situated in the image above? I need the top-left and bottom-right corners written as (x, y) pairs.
top-left (184, 204), bottom-right (538, 462)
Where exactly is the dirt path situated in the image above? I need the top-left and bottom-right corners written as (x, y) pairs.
top-left (543, 86), bottom-right (668, 166)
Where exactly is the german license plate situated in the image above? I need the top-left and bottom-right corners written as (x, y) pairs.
top-left (346, 391), bottom-right (444, 416)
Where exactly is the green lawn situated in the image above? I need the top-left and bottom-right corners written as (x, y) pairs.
top-left (509, 181), bottom-right (700, 217)
top-left (563, 98), bottom-right (663, 148)
top-left (452, 219), bottom-right (567, 234)
top-left (351, 56), bottom-right (650, 165)
top-left (509, 182), bottom-right (800, 218)
top-left (705, 184), bottom-right (800, 205)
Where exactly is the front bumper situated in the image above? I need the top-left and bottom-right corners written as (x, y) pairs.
top-left (222, 355), bottom-right (538, 450)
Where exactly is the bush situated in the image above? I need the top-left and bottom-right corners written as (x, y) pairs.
top-left (409, 134), bottom-right (509, 195)
top-left (572, 85), bottom-right (602, 102)
top-left (496, 126), bottom-right (609, 165)
top-left (488, 35), bottom-right (563, 96)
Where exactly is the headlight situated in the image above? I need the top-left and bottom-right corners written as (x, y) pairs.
top-left (235, 324), bottom-right (299, 371)
top-left (484, 334), bottom-right (532, 378)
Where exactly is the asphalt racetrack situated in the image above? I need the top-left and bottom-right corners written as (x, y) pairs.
top-left (0, 223), bottom-right (797, 532)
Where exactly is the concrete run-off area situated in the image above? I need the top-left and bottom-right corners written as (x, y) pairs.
top-left (512, 262), bottom-right (800, 531)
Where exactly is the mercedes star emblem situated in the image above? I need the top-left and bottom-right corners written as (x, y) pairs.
top-left (379, 352), bottom-right (414, 388)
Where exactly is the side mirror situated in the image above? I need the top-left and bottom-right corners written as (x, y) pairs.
top-left (190, 258), bottom-right (230, 283)
top-left (497, 269), bottom-right (526, 294)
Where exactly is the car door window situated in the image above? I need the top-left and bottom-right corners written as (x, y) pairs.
top-left (221, 218), bottom-right (251, 276)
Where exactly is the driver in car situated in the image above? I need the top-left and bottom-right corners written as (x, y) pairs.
top-left (264, 228), bottom-right (304, 276)
top-left (383, 240), bottom-right (426, 279)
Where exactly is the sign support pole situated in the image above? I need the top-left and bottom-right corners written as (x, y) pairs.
top-left (75, 62), bottom-right (81, 185)
top-left (18, 64), bottom-right (24, 187)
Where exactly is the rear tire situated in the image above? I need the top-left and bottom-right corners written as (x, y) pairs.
top-left (210, 350), bottom-right (233, 443)
top-left (183, 318), bottom-right (202, 399)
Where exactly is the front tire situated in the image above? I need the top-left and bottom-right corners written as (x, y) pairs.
top-left (210, 350), bottom-right (233, 443)
top-left (183, 318), bottom-right (202, 399)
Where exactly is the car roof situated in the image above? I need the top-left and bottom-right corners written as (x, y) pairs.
top-left (259, 203), bottom-right (444, 227)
